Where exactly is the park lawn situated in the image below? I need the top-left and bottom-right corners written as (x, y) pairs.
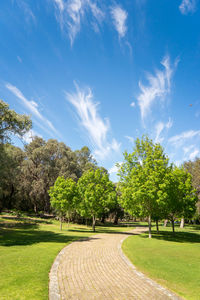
top-left (122, 224), bottom-right (200, 300)
top-left (0, 214), bottom-right (135, 300)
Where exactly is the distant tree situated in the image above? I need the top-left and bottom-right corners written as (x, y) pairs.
top-left (0, 100), bottom-right (31, 211)
top-left (0, 99), bottom-right (31, 143)
top-left (118, 136), bottom-right (169, 238)
top-left (159, 166), bottom-right (197, 232)
top-left (75, 146), bottom-right (97, 175)
top-left (48, 176), bottom-right (78, 230)
top-left (77, 169), bottom-right (116, 231)
top-left (0, 144), bottom-right (24, 211)
top-left (19, 137), bottom-right (80, 213)
top-left (184, 158), bottom-right (200, 218)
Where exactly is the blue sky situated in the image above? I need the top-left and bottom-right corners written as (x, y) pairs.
top-left (1, 0), bottom-right (200, 181)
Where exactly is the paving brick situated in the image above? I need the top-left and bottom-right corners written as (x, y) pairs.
top-left (49, 228), bottom-right (182, 300)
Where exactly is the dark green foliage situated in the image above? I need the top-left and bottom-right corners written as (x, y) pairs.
top-left (0, 99), bottom-right (32, 143)
top-left (184, 158), bottom-right (200, 218)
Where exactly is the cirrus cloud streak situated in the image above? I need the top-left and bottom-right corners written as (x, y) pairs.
top-left (65, 82), bottom-right (120, 160)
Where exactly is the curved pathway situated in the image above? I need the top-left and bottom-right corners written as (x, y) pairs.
top-left (49, 227), bottom-right (182, 300)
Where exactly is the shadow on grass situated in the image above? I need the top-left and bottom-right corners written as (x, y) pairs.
top-left (1, 216), bottom-right (52, 224)
top-left (0, 221), bottom-right (91, 247)
top-left (141, 229), bottom-right (200, 243)
top-left (68, 227), bottom-right (145, 235)
top-left (0, 222), bottom-right (40, 229)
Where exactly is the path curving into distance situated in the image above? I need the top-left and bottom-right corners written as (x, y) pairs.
top-left (49, 227), bottom-right (182, 300)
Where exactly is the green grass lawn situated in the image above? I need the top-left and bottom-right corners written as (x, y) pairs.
top-left (122, 224), bottom-right (200, 300)
top-left (0, 213), bottom-right (135, 300)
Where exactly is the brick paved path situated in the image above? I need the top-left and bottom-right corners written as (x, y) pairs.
top-left (49, 227), bottom-right (182, 300)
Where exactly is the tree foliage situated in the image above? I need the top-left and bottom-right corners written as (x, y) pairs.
top-left (159, 166), bottom-right (197, 232)
top-left (184, 158), bottom-right (200, 217)
top-left (49, 176), bottom-right (78, 230)
top-left (0, 99), bottom-right (32, 143)
top-left (118, 136), bottom-right (169, 238)
top-left (77, 169), bottom-right (116, 231)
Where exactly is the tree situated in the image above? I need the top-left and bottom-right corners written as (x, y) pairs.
top-left (0, 100), bottom-right (32, 211)
top-left (159, 166), bottom-right (197, 232)
top-left (0, 144), bottom-right (24, 211)
top-left (108, 184), bottom-right (124, 225)
top-left (20, 137), bottom-right (80, 213)
top-left (48, 176), bottom-right (78, 230)
top-left (184, 158), bottom-right (200, 218)
top-left (0, 99), bottom-right (32, 143)
top-left (75, 146), bottom-right (97, 175)
top-left (77, 169), bottom-right (116, 232)
top-left (118, 136), bottom-right (169, 238)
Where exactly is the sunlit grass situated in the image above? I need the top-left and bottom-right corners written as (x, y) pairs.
top-left (122, 224), bottom-right (200, 300)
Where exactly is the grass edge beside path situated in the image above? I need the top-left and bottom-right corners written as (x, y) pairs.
top-left (122, 225), bottom-right (200, 300)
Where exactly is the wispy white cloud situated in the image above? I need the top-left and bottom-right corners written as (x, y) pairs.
top-left (179, 0), bottom-right (197, 15)
top-left (183, 144), bottom-right (195, 155)
top-left (17, 56), bottom-right (22, 63)
top-left (125, 135), bottom-right (134, 144)
top-left (130, 101), bottom-right (135, 107)
top-left (109, 162), bottom-right (122, 174)
top-left (54, 0), bottom-right (65, 12)
top-left (167, 131), bottom-right (200, 166)
top-left (155, 122), bottom-right (165, 144)
top-left (137, 55), bottom-right (178, 124)
top-left (169, 129), bottom-right (200, 146)
top-left (53, 0), bottom-right (104, 45)
top-left (15, 0), bottom-right (36, 23)
top-left (65, 82), bottom-right (120, 159)
top-left (166, 118), bottom-right (173, 129)
top-left (22, 129), bottom-right (42, 144)
top-left (189, 149), bottom-right (199, 160)
top-left (110, 5), bottom-right (127, 38)
top-left (5, 83), bottom-right (58, 136)
top-left (155, 118), bottom-right (173, 143)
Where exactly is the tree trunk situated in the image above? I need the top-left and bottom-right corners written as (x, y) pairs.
top-left (171, 218), bottom-right (175, 233)
top-left (148, 215), bottom-right (152, 238)
top-left (67, 211), bottom-right (70, 228)
top-left (60, 213), bottom-right (62, 231)
top-left (101, 213), bottom-right (105, 223)
top-left (92, 215), bottom-right (96, 232)
top-left (156, 219), bottom-right (159, 233)
top-left (34, 203), bottom-right (37, 214)
top-left (180, 217), bottom-right (184, 228)
top-left (164, 219), bottom-right (168, 227)
top-left (114, 214), bottom-right (119, 225)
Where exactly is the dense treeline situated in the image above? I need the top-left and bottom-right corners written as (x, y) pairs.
top-left (0, 137), bottom-right (100, 213)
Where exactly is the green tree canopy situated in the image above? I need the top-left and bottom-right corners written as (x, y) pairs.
top-left (48, 176), bottom-right (78, 230)
top-left (159, 166), bottom-right (197, 232)
top-left (77, 168), bottom-right (116, 231)
top-left (118, 136), bottom-right (169, 238)
top-left (184, 158), bottom-right (200, 217)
